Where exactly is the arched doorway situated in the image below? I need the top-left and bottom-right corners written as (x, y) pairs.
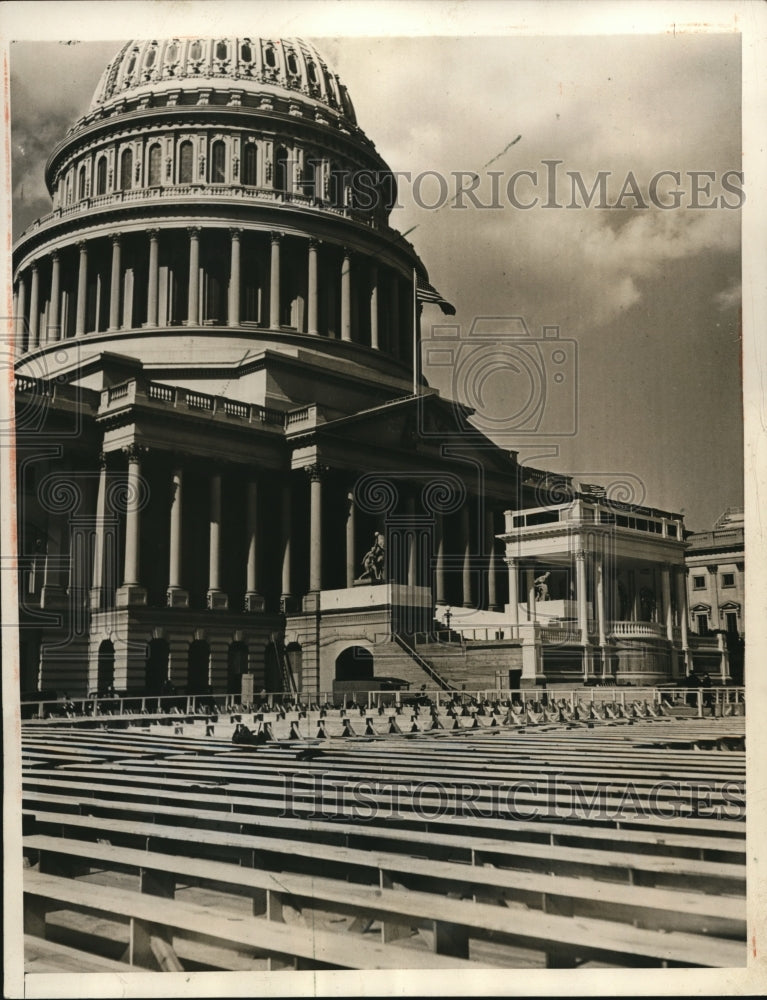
top-left (145, 638), bottom-right (169, 695)
top-left (335, 645), bottom-right (374, 683)
top-left (97, 640), bottom-right (115, 695)
top-left (286, 642), bottom-right (302, 692)
top-left (187, 640), bottom-right (210, 694)
top-left (227, 641), bottom-right (248, 693)
top-left (263, 637), bottom-right (282, 693)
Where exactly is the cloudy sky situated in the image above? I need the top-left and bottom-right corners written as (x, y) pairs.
top-left (8, 11), bottom-right (744, 531)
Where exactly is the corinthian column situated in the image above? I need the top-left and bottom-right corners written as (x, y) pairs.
top-left (207, 470), bottom-right (228, 609)
top-left (75, 242), bottom-right (88, 335)
top-left (116, 444), bottom-right (147, 607)
top-left (186, 227), bottom-right (200, 324)
top-left (269, 232), bottom-right (281, 329)
top-left (167, 466), bottom-right (189, 607)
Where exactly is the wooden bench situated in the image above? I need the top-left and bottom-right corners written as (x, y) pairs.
top-left (24, 806), bottom-right (746, 897)
top-left (25, 833), bottom-right (745, 939)
top-left (24, 848), bottom-right (745, 968)
top-left (21, 781), bottom-right (747, 864)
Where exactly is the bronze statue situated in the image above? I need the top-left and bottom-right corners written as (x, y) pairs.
top-left (357, 531), bottom-right (385, 583)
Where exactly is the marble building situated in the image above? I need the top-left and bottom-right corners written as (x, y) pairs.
top-left (13, 37), bottom-right (707, 697)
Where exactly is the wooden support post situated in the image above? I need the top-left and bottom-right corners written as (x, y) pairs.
top-left (24, 896), bottom-right (47, 938)
top-left (432, 920), bottom-right (470, 959)
top-left (129, 918), bottom-right (157, 968)
top-left (140, 869), bottom-right (175, 898)
top-left (251, 887), bottom-right (268, 916)
top-left (266, 889), bottom-right (284, 922)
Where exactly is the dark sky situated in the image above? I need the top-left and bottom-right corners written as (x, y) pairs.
top-left (8, 24), bottom-right (743, 531)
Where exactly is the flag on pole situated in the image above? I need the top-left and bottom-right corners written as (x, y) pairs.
top-left (415, 272), bottom-right (456, 315)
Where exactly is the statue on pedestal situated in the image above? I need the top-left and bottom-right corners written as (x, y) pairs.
top-left (534, 571), bottom-right (551, 601)
top-left (356, 531), bottom-right (385, 583)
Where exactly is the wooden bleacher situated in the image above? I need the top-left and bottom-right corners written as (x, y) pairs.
top-left (20, 710), bottom-right (746, 972)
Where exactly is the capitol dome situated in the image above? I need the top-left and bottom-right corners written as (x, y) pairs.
top-left (87, 37), bottom-right (357, 126)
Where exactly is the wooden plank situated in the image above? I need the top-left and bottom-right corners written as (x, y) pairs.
top-left (24, 935), bottom-right (132, 974)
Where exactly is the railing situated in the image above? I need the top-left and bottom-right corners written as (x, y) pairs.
top-left (104, 380), bottom-right (290, 428)
top-left (107, 381), bottom-right (132, 402)
top-left (611, 621), bottom-right (666, 638)
top-left (393, 634), bottom-right (455, 691)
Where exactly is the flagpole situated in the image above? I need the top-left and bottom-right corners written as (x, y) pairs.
top-left (412, 267), bottom-right (418, 396)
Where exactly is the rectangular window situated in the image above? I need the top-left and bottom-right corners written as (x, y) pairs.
top-left (721, 572), bottom-right (735, 588)
top-left (725, 611), bottom-right (738, 634)
top-left (696, 613), bottom-right (709, 634)
top-left (693, 575), bottom-right (706, 590)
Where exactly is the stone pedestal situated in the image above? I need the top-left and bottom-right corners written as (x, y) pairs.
top-left (245, 591), bottom-right (265, 612)
top-left (167, 586), bottom-right (190, 608)
top-left (116, 584), bottom-right (147, 607)
top-left (206, 589), bottom-right (229, 611)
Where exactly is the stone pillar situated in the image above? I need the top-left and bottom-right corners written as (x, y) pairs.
top-left (48, 252), bottom-right (61, 344)
top-left (269, 232), bottom-right (281, 329)
top-left (486, 510), bottom-right (499, 611)
top-left (187, 227), bottom-right (200, 324)
top-left (369, 263), bottom-right (379, 349)
top-left (662, 563), bottom-right (673, 641)
top-left (15, 274), bottom-right (27, 347)
top-left (707, 564), bottom-right (720, 631)
top-left (526, 568), bottom-right (536, 622)
top-left (167, 466), bottom-right (189, 607)
top-left (207, 471), bottom-right (228, 609)
top-left (145, 229), bottom-right (160, 327)
top-left (28, 263), bottom-right (40, 350)
top-left (245, 478), bottom-right (264, 611)
top-left (89, 456), bottom-right (108, 611)
top-left (116, 445), bottom-right (147, 606)
top-left (280, 481), bottom-right (292, 610)
top-left (75, 241), bottom-right (88, 336)
top-left (307, 465), bottom-right (324, 593)
top-left (506, 557), bottom-right (519, 628)
top-left (340, 249), bottom-right (352, 342)
top-left (390, 274), bottom-right (400, 358)
top-left (434, 512), bottom-right (446, 605)
top-left (461, 503), bottom-right (472, 608)
top-left (407, 495), bottom-right (417, 588)
top-left (345, 491), bottom-right (355, 588)
top-left (576, 549), bottom-right (589, 646)
top-left (228, 228), bottom-right (241, 326)
top-left (307, 238), bottom-right (319, 334)
top-left (596, 557), bottom-right (607, 647)
top-left (676, 565), bottom-right (690, 676)
top-left (108, 234), bottom-right (122, 331)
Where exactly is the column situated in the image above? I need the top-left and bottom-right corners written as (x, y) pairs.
top-left (340, 249), bottom-right (351, 342)
top-left (89, 456), bottom-right (107, 611)
top-left (48, 252), bottom-right (61, 344)
top-left (280, 482), bottom-right (292, 610)
top-left (167, 466), bottom-right (189, 607)
top-left (661, 563), bottom-right (673, 641)
top-left (187, 227), bottom-right (200, 324)
top-left (245, 479), bottom-right (264, 611)
top-left (461, 503), bottom-right (472, 607)
top-left (207, 471), bottom-right (228, 609)
top-left (15, 274), bottom-right (27, 347)
top-left (526, 568), bottom-right (536, 622)
top-left (228, 228), bottom-right (241, 326)
top-left (506, 557), bottom-right (519, 628)
top-left (116, 445), bottom-right (147, 606)
top-left (345, 491), bottom-right (356, 588)
top-left (109, 234), bottom-right (122, 330)
top-left (596, 557), bottom-right (607, 647)
top-left (576, 549), bottom-right (589, 645)
top-left (407, 495), bottom-right (417, 588)
top-left (269, 232), bottom-right (281, 329)
top-left (28, 263), bottom-right (40, 350)
top-left (145, 229), bottom-right (160, 327)
top-left (707, 564), bottom-right (720, 631)
top-left (307, 239), bottom-right (319, 334)
top-left (390, 274), bottom-right (400, 358)
top-left (486, 510), bottom-right (499, 611)
top-left (307, 465), bottom-right (324, 592)
top-left (676, 566), bottom-right (690, 675)
top-left (434, 513), bottom-right (446, 605)
top-left (369, 263), bottom-right (379, 349)
top-left (75, 241), bottom-right (88, 335)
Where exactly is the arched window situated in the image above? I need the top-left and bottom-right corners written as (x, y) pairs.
top-left (120, 147), bottom-right (133, 191)
top-left (274, 146), bottom-right (288, 192)
top-left (243, 143), bottom-right (257, 186)
top-left (179, 141), bottom-right (193, 184)
top-left (211, 140), bottom-right (226, 183)
top-left (329, 161), bottom-right (345, 207)
top-left (240, 42), bottom-right (252, 63)
top-left (145, 46), bottom-right (156, 68)
top-left (95, 157), bottom-right (107, 195)
top-left (77, 165), bottom-right (87, 200)
top-left (215, 41), bottom-right (228, 61)
top-left (189, 40), bottom-right (202, 61)
top-left (148, 144), bottom-right (162, 186)
top-left (166, 42), bottom-right (178, 63)
top-left (286, 51), bottom-right (298, 75)
top-left (264, 45), bottom-right (276, 68)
